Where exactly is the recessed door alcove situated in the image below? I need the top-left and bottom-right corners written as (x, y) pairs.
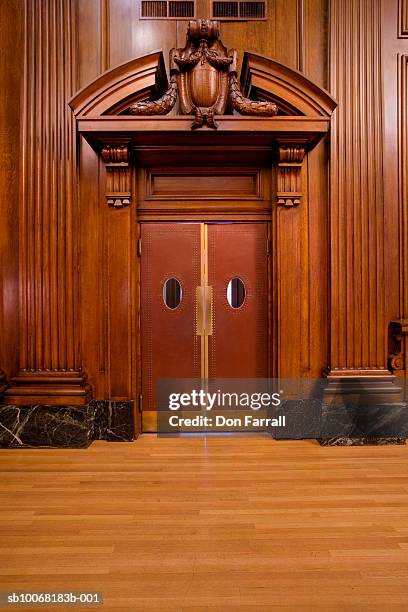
top-left (63, 41), bottom-right (337, 434)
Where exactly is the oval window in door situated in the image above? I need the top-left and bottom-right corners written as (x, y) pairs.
top-left (163, 278), bottom-right (182, 309)
top-left (227, 277), bottom-right (246, 309)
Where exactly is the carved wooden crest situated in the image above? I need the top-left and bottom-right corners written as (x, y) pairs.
top-left (128, 19), bottom-right (278, 129)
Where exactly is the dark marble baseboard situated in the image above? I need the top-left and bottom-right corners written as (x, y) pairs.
top-left (1, 397), bottom-right (406, 448)
top-left (0, 400), bottom-right (134, 448)
top-left (271, 399), bottom-right (408, 445)
top-left (318, 437), bottom-right (406, 446)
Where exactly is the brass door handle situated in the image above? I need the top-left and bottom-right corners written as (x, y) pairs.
top-left (196, 285), bottom-right (213, 336)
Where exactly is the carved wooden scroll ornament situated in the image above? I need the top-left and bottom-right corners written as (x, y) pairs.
top-left (389, 319), bottom-right (408, 374)
top-left (101, 145), bottom-right (131, 208)
top-left (128, 19), bottom-right (278, 129)
top-left (276, 145), bottom-right (305, 206)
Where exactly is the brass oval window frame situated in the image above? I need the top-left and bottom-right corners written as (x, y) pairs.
top-left (226, 277), bottom-right (246, 309)
top-left (163, 277), bottom-right (183, 310)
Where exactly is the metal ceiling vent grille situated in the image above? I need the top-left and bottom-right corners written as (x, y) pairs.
top-left (141, 0), bottom-right (196, 19)
top-left (211, 0), bottom-right (266, 20)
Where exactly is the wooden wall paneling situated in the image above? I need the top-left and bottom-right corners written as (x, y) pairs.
top-left (306, 138), bottom-right (329, 376)
top-left (105, 196), bottom-right (134, 400)
top-left (100, 0), bottom-right (110, 71)
top-left (219, 2), bottom-right (276, 77)
top-left (219, 0), bottom-right (299, 76)
top-left (399, 0), bottom-right (408, 37)
top-left (98, 145), bottom-right (136, 401)
top-left (327, 0), bottom-right (397, 395)
top-left (274, 0), bottom-right (300, 70)
top-left (276, 203), bottom-right (302, 377)
top-left (77, 0), bottom-right (102, 88)
top-left (0, 0), bottom-right (23, 397)
top-left (5, 0), bottom-right (90, 406)
top-left (268, 218), bottom-right (276, 377)
top-left (275, 156), bottom-right (309, 378)
top-left (300, 158), bottom-right (310, 375)
top-left (79, 139), bottom-right (106, 398)
top-left (401, 55), bottom-right (408, 344)
top-left (109, 0), bottom-right (134, 67)
top-left (387, 54), bottom-right (408, 377)
top-left (134, 168), bottom-right (141, 433)
top-left (302, 0), bottom-right (328, 89)
top-left (301, 0), bottom-right (329, 377)
top-left (109, 0), bottom-right (177, 73)
top-left (133, 9), bottom-right (177, 73)
top-left (381, 0), bottom-right (408, 378)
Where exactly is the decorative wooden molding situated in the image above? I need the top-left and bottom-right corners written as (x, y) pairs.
top-left (101, 145), bottom-right (131, 208)
top-left (128, 75), bottom-right (178, 116)
top-left (69, 40), bottom-right (335, 144)
top-left (276, 145), bottom-right (305, 206)
top-left (229, 73), bottom-right (277, 117)
top-left (128, 19), bottom-right (278, 129)
top-left (69, 51), bottom-right (168, 116)
top-left (327, 0), bottom-right (392, 386)
top-left (324, 368), bottom-right (399, 402)
top-left (6, 371), bottom-right (91, 406)
top-left (389, 319), bottom-right (408, 374)
top-left (240, 52), bottom-right (337, 117)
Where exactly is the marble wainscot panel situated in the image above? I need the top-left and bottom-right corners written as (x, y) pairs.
top-left (318, 402), bottom-right (408, 446)
top-left (0, 401), bottom-right (135, 448)
top-left (268, 395), bottom-right (408, 445)
top-left (319, 437), bottom-right (406, 446)
top-left (270, 399), bottom-right (322, 439)
top-left (88, 400), bottom-right (135, 442)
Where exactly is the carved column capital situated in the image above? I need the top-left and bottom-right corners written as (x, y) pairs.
top-left (278, 145), bottom-right (306, 163)
top-left (101, 144), bottom-right (131, 208)
top-left (276, 145), bottom-right (305, 207)
top-left (101, 145), bottom-right (129, 164)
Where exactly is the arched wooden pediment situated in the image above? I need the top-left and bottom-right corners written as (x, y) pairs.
top-left (240, 52), bottom-right (336, 117)
top-left (69, 49), bottom-right (336, 121)
top-left (69, 51), bottom-right (168, 117)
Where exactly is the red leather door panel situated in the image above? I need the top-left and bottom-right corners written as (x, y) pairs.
top-left (208, 223), bottom-right (269, 378)
top-left (141, 222), bottom-right (269, 431)
top-left (141, 223), bottom-right (201, 421)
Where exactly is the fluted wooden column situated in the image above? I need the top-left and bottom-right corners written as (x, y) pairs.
top-left (6, 0), bottom-right (89, 405)
top-left (327, 0), bottom-right (395, 393)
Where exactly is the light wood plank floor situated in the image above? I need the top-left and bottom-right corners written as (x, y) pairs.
top-left (1, 436), bottom-right (408, 611)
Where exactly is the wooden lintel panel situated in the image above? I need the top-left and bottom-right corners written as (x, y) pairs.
top-left (146, 169), bottom-right (261, 200)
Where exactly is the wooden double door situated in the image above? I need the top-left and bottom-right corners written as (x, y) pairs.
top-left (141, 222), bottom-right (269, 431)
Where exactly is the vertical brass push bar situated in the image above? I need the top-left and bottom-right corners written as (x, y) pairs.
top-left (196, 286), bottom-right (213, 336)
top-left (196, 286), bottom-right (205, 336)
